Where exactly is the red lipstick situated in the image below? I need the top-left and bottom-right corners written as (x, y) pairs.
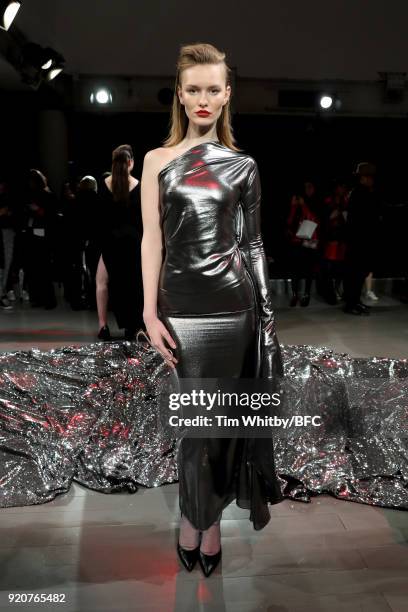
top-left (196, 110), bottom-right (211, 117)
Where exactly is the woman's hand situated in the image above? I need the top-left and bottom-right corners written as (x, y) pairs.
top-left (144, 315), bottom-right (178, 369)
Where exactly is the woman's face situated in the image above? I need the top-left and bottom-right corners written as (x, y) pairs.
top-left (178, 63), bottom-right (231, 129)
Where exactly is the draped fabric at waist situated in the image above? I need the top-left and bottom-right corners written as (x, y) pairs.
top-left (158, 246), bottom-right (256, 315)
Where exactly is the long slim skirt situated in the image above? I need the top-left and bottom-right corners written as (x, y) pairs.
top-left (163, 308), bottom-right (282, 531)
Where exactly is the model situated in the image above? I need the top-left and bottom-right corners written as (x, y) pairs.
top-left (140, 43), bottom-right (283, 577)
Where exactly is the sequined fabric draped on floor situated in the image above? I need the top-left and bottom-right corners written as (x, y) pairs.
top-left (0, 341), bottom-right (407, 509)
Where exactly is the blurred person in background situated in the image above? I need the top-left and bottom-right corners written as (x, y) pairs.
top-left (96, 144), bottom-right (143, 341)
top-left (364, 272), bottom-right (379, 301)
top-left (80, 176), bottom-right (101, 309)
top-left (65, 175), bottom-right (100, 310)
top-left (0, 177), bottom-right (16, 309)
top-left (343, 162), bottom-right (382, 315)
top-left (286, 180), bottom-right (321, 307)
top-left (60, 180), bottom-right (85, 310)
top-left (23, 170), bottom-right (57, 309)
top-left (303, 179), bottom-right (322, 217)
top-left (319, 178), bottom-right (348, 305)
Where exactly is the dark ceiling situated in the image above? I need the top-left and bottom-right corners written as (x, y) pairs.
top-left (1, 0), bottom-right (407, 89)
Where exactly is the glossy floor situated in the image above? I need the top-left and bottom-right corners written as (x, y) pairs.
top-left (0, 292), bottom-right (407, 611)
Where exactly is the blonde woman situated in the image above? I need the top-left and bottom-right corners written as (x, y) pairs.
top-left (141, 43), bottom-right (283, 576)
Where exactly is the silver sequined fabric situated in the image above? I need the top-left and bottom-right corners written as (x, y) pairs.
top-left (277, 344), bottom-right (408, 508)
top-left (0, 341), bottom-right (178, 507)
top-left (0, 341), bottom-right (406, 509)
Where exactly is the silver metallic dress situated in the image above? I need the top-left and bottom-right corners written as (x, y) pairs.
top-left (158, 140), bottom-right (283, 530)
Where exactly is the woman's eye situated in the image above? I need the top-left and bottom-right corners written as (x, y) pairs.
top-left (210, 89), bottom-right (220, 94)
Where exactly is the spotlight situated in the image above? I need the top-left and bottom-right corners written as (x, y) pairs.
top-left (90, 88), bottom-right (113, 104)
top-left (46, 66), bottom-right (64, 81)
top-left (41, 48), bottom-right (65, 80)
top-left (319, 95), bottom-right (333, 110)
top-left (41, 47), bottom-right (64, 70)
top-left (20, 43), bottom-right (65, 84)
top-left (41, 48), bottom-right (56, 70)
top-left (0, 1), bottom-right (21, 31)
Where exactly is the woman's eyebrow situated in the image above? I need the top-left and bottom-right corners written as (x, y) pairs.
top-left (184, 84), bottom-right (221, 88)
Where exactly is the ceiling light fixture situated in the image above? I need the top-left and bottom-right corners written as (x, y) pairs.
top-left (319, 95), bottom-right (333, 110)
top-left (90, 88), bottom-right (113, 104)
top-left (0, 1), bottom-right (21, 31)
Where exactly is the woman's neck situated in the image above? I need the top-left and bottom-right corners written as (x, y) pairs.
top-left (105, 175), bottom-right (138, 192)
top-left (182, 126), bottom-right (219, 147)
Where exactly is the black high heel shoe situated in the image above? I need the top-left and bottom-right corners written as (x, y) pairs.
top-left (97, 325), bottom-right (111, 341)
top-left (198, 548), bottom-right (222, 577)
top-left (177, 543), bottom-right (200, 572)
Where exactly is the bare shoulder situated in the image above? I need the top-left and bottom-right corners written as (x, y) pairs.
top-left (143, 147), bottom-right (173, 173)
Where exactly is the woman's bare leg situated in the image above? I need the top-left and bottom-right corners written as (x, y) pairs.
top-left (96, 255), bottom-right (109, 328)
top-left (200, 518), bottom-right (221, 555)
top-left (179, 514), bottom-right (200, 550)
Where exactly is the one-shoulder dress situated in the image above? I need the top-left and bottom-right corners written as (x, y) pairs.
top-left (158, 141), bottom-right (283, 530)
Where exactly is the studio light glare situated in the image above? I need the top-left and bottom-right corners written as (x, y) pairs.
top-left (19, 43), bottom-right (65, 86)
top-left (47, 67), bottom-right (63, 81)
top-left (41, 47), bottom-right (65, 79)
top-left (90, 88), bottom-right (113, 104)
top-left (1, 0), bottom-right (21, 30)
top-left (319, 95), bottom-right (333, 110)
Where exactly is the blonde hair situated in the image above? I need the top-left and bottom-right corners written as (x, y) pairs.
top-left (163, 43), bottom-right (239, 151)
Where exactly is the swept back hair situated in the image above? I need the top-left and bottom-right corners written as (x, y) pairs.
top-left (163, 42), bottom-right (239, 151)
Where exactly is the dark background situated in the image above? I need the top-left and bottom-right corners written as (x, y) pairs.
top-left (2, 105), bottom-right (406, 276)
top-left (1, 1), bottom-right (408, 276)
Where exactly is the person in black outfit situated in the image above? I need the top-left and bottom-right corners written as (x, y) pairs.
top-left (60, 181), bottom-right (81, 309)
top-left (23, 170), bottom-right (57, 309)
top-left (343, 162), bottom-right (381, 315)
top-left (61, 177), bottom-right (100, 310)
top-left (286, 180), bottom-right (321, 307)
top-left (0, 177), bottom-right (17, 309)
top-left (96, 144), bottom-right (144, 340)
top-left (78, 176), bottom-right (101, 309)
